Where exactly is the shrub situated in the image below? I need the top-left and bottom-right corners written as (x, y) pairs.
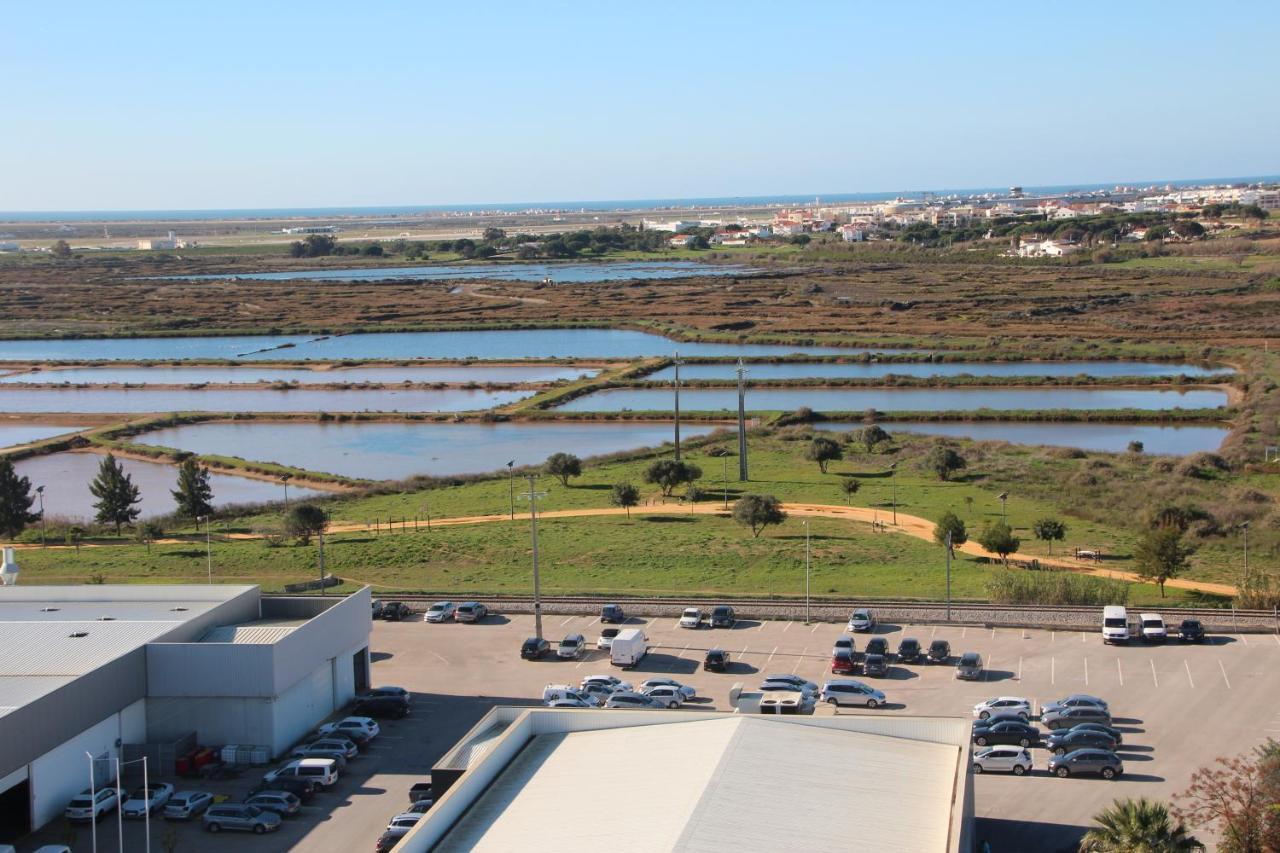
top-left (986, 570), bottom-right (1128, 606)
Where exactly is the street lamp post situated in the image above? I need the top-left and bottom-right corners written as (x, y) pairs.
top-left (281, 474), bottom-right (291, 509)
top-left (888, 462), bottom-right (898, 526)
top-left (722, 455), bottom-right (729, 509)
top-left (997, 491), bottom-right (1009, 525)
top-left (84, 752), bottom-right (98, 853)
top-left (735, 359), bottom-right (749, 481)
top-left (507, 460), bottom-right (516, 520)
top-left (518, 475), bottom-right (548, 640)
top-left (1241, 521), bottom-right (1251, 587)
top-left (803, 519), bottom-right (811, 625)
top-left (36, 485), bottom-right (45, 548)
top-left (198, 515), bottom-right (212, 583)
top-left (672, 350), bottom-right (683, 462)
top-left (945, 531), bottom-right (953, 622)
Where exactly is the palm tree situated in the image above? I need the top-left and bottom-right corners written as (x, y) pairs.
top-left (1079, 798), bottom-right (1201, 853)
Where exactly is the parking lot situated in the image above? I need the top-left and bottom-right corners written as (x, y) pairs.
top-left (21, 611), bottom-right (1279, 852)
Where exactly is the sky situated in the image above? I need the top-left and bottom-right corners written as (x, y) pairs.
top-left (2, 1), bottom-right (1278, 211)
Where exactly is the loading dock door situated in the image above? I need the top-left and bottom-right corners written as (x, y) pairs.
top-left (353, 648), bottom-right (369, 692)
top-left (0, 776), bottom-right (31, 843)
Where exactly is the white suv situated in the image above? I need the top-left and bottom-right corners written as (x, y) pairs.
top-left (972, 697), bottom-right (1031, 721)
top-left (65, 788), bottom-right (118, 823)
top-left (318, 716), bottom-right (379, 742)
top-left (973, 746), bottom-right (1033, 776)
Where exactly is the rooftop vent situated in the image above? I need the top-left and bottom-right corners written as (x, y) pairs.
top-left (170, 607), bottom-right (188, 612)
top-left (41, 607), bottom-right (60, 612)
top-left (68, 632), bottom-right (89, 639)
top-left (98, 616), bottom-right (116, 621)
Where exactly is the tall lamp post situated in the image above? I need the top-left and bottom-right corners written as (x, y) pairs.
top-left (945, 531), bottom-right (953, 622)
top-left (722, 455), bottom-right (729, 509)
top-left (672, 351), bottom-right (683, 461)
top-left (735, 359), bottom-right (749, 481)
top-left (36, 485), bottom-right (45, 548)
top-left (280, 473), bottom-right (292, 509)
top-left (802, 519), bottom-right (811, 625)
top-left (997, 491), bottom-right (1009, 525)
top-left (198, 515), bottom-right (212, 584)
top-left (1241, 521), bottom-right (1251, 587)
top-left (506, 460), bottom-right (516, 520)
top-left (518, 475), bottom-right (548, 640)
top-left (887, 461), bottom-right (898, 526)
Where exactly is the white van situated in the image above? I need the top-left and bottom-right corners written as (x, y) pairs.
top-left (1102, 606), bottom-right (1129, 644)
top-left (263, 758), bottom-right (339, 788)
top-left (1140, 613), bottom-right (1167, 643)
top-left (542, 684), bottom-right (601, 706)
top-left (609, 628), bottom-right (648, 667)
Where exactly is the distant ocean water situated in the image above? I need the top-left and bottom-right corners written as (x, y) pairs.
top-left (2, 175), bottom-right (1276, 222)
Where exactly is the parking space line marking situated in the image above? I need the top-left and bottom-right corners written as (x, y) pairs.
top-left (1184, 660), bottom-right (1195, 688)
top-left (1240, 634), bottom-right (1250, 645)
top-left (985, 656), bottom-right (994, 680)
top-left (991, 627), bottom-right (996, 639)
top-left (586, 617), bottom-right (599, 627)
top-left (1219, 660), bottom-right (1232, 689)
top-left (962, 627), bottom-right (968, 638)
top-left (1150, 659), bottom-right (1159, 687)
top-left (1274, 634), bottom-right (1280, 647)
top-left (1116, 658), bottom-right (1123, 686)
top-left (1050, 630), bottom-right (1055, 643)
top-left (559, 616), bottom-right (575, 627)
top-left (1081, 632), bottom-right (1086, 643)
top-left (1016, 657), bottom-right (1022, 681)
top-left (931, 626), bottom-right (937, 638)
top-left (741, 644), bottom-right (749, 657)
top-left (430, 651), bottom-right (449, 665)
top-left (767, 646), bottom-right (778, 663)
top-left (1051, 656), bottom-right (1055, 685)
top-left (810, 623), bottom-right (820, 633)
top-left (783, 621), bottom-right (793, 633)
top-left (758, 622), bottom-right (767, 631)
top-left (1083, 657), bottom-right (1088, 686)
top-left (792, 646), bottom-right (808, 674)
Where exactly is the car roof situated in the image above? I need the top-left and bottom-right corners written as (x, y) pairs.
top-left (459, 601), bottom-right (481, 607)
top-left (960, 652), bottom-right (980, 661)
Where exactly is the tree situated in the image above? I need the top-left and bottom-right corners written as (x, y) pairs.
top-left (51, 239), bottom-right (72, 258)
top-left (171, 458), bottom-right (214, 519)
top-left (1032, 517), bottom-right (1068, 555)
top-left (934, 511), bottom-right (967, 556)
top-left (924, 446), bottom-right (967, 481)
top-left (482, 227), bottom-right (507, 242)
top-left (977, 522), bottom-right (1020, 567)
top-left (732, 494), bottom-right (787, 538)
top-left (1133, 526), bottom-right (1193, 598)
top-left (643, 459), bottom-right (702, 497)
top-left (89, 454), bottom-right (141, 534)
top-left (839, 478), bottom-right (861, 504)
top-left (135, 521), bottom-right (164, 554)
top-left (1176, 748), bottom-right (1280, 852)
top-left (1128, 440), bottom-right (1145, 454)
top-left (610, 482), bottom-right (640, 518)
top-left (803, 436), bottom-right (843, 473)
top-left (283, 504), bottom-right (328, 545)
top-left (1080, 798), bottom-right (1200, 853)
top-left (854, 425), bottom-right (890, 453)
top-left (544, 452), bottom-right (583, 487)
top-left (0, 457), bottom-right (40, 539)
top-left (1171, 220), bottom-right (1205, 240)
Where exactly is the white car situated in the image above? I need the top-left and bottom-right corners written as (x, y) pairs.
top-left (318, 716), bottom-right (380, 741)
top-left (1042, 694), bottom-right (1109, 715)
top-left (638, 678), bottom-right (696, 700)
top-left (424, 601), bottom-right (456, 623)
top-left (604, 691), bottom-right (664, 709)
top-left (973, 746), bottom-right (1034, 776)
top-left (557, 633), bottom-right (586, 660)
top-left (820, 679), bottom-right (885, 708)
top-left (582, 674), bottom-right (629, 691)
top-left (293, 737), bottom-right (359, 760)
top-left (679, 608), bottom-right (705, 629)
top-left (64, 787), bottom-right (118, 823)
top-left (973, 697), bottom-right (1031, 721)
top-left (542, 684), bottom-right (603, 706)
top-left (641, 684), bottom-right (687, 708)
top-left (122, 783), bottom-right (175, 818)
top-left (760, 674), bottom-right (819, 696)
top-left (833, 635), bottom-right (855, 656)
top-left (1140, 613), bottom-right (1167, 642)
top-left (847, 608), bottom-right (875, 632)
top-left (387, 812), bottom-right (421, 831)
top-left (547, 698), bottom-right (595, 708)
top-left (597, 628), bottom-right (620, 650)
top-left (163, 790), bottom-right (214, 820)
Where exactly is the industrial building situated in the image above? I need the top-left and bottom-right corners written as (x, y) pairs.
top-left (0, 583), bottom-right (370, 841)
top-left (400, 706), bottom-right (975, 852)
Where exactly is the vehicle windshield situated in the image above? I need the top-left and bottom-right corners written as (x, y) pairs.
top-left (1143, 619), bottom-right (1162, 627)
top-left (1103, 617), bottom-right (1126, 628)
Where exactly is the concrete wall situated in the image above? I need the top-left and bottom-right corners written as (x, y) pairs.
top-left (146, 643), bottom-right (276, 698)
top-left (271, 664), bottom-right (334, 756)
top-left (28, 700), bottom-right (144, 830)
top-left (146, 696), bottom-right (275, 750)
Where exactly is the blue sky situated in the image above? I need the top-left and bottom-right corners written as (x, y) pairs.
top-left (3, 1), bottom-right (1277, 210)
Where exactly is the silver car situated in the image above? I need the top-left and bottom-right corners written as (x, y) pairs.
top-left (202, 804), bottom-right (282, 834)
top-left (558, 633), bottom-right (586, 659)
top-left (424, 601), bottom-right (456, 623)
top-left (847, 609), bottom-right (875, 632)
top-left (973, 746), bottom-right (1033, 776)
top-left (604, 691), bottom-right (664, 709)
top-left (641, 685), bottom-right (686, 708)
top-left (820, 679), bottom-right (885, 708)
top-left (164, 791), bottom-right (214, 820)
top-left (639, 678), bottom-right (696, 700)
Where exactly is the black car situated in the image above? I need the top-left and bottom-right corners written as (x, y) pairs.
top-left (381, 601), bottom-right (412, 621)
top-left (1048, 749), bottom-right (1123, 779)
top-left (863, 653), bottom-right (888, 677)
top-left (1046, 728), bottom-right (1117, 756)
top-left (1067, 722), bottom-right (1123, 746)
top-left (927, 639), bottom-right (951, 664)
top-left (896, 637), bottom-right (922, 663)
top-left (704, 648), bottom-right (730, 672)
top-left (353, 695), bottom-right (410, 719)
top-left (600, 604), bottom-right (625, 624)
top-left (371, 599), bottom-right (385, 619)
top-left (972, 721), bottom-right (1040, 748)
top-left (864, 637), bottom-right (889, 658)
top-left (376, 829), bottom-right (410, 852)
top-left (250, 778), bottom-right (316, 803)
top-left (711, 605), bottom-right (736, 628)
top-left (520, 637), bottom-right (550, 660)
top-left (1178, 619), bottom-right (1206, 642)
top-left (973, 713), bottom-right (1030, 731)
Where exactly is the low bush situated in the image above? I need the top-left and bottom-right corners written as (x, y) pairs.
top-left (986, 569), bottom-right (1129, 606)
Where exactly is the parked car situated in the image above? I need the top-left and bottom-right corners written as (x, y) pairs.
top-left (972, 714), bottom-right (1030, 731)
top-left (863, 653), bottom-right (888, 677)
top-left (1043, 694), bottom-right (1109, 715)
top-left (1067, 722), bottom-right (1124, 746)
top-left (711, 605), bottom-right (736, 628)
top-left (604, 691), bottom-right (664, 709)
top-left (597, 627), bottom-right (620, 650)
top-left (557, 633), bottom-right (586, 660)
top-left (387, 812), bottom-right (422, 832)
top-left (581, 674), bottom-right (629, 692)
top-left (249, 777), bottom-right (315, 803)
top-left (203, 804), bottom-right (282, 834)
top-left (896, 637), bottom-right (922, 663)
top-left (600, 603), bottom-right (626, 623)
top-left (704, 648), bottom-right (730, 672)
top-left (245, 791), bottom-right (301, 817)
top-left (1047, 749), bottom-right (1124, 779)
top-left (679, 608), bottom-right (706, 629)
top-left (293, 737), bottom-right (359, 759)
top-left (972, 721), bottom-right (1040, 748)
top-left (376, 828), bottom-right (411, 852)
top-left (833, 635), bottom-right (855, 656)
top-left (287, 743), bottom-right (349, 767)
top-left (580, 681), bottom-right (628, 702)
top-left (1046, 728), bottom-right (1118, 756)
top-left (318, 716), bottom-right (380, 742)
top-left (1178, 619), bottom-right (1206, 642)
top-left (847, 608), bottom-right (875, 632)
top-left (864, 637), bottom-right (889, 658)
top-left (642, 684), bottom-right (687, 708)
top-left (638, 678), bottom-right (696, 700)
top-left (1140, 613), bottom-right (1167, 643)
top-left (520, 636), bottom-right (551, 660)
top-left (955, 652), bottom-right (984, 680)
top-left (163, 791), bottom-right (214, 820)
top-left (361, 686), bottom-right (409, 702)
top-left (381, 601), bottom-right (412, 621)
top-left (973, 697), bottom-right (1031, 721)
top-left (831, 651), bottom-right (857, 674)
top-left (820, 679), bottom-right (885, 708)
top-left (122, 783), bottom-right (175, 818)
top-left (609, 628), bottom-right (648, 667)
top-left (1042, 706), bottom-right (1113, 730)
top-left (973, 746), bottom-right (1033, 776)
top-left (542, 684), bottom-right (603, 706)
top-left (548, 698), bottom-right (594, 708)
top-left (64, 788), bottom-right (118, 823)
top-left (927, 639), bottom-right (952, 664)
top-left (263, 758), bottom-right (339, 789)
top-left (455, 601), bottom-right (488, 623)
top-left (371, 599), bottom-right (385, 619)
top-left (406, 799), bottom-right (433, 814)
top-left (351, 699), bottom-right (406, 721)
top-left (424, 601), bottom-right (456, 623)
top-left (760, 675), bottom-right (819, 696)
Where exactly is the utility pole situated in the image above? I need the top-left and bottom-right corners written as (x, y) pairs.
top-left (199, 515), bottom-right (212, 583)
top-left (518, 475), bottom-right (548, 640)
top-left (318, 525), bottom-right (326, 595)
top-left (735, 359), bottom-right (749, 481)
top-left (85, 752), bottom-right (98, 853)
top-left (507, 460), bottom-right (516, 520)
top-left (803, 519), bottom-right (811, 625)
top-left (36, 485), bottom-right (45, 548)
top-left (1242, 521), bottom-right (1250, 587)
top-left (672, 351), bottom-right (683, 461)
top-left (722, 455), bottom-right (729, 509)
top-left (998, 491), bottom-right (1009, 525)
top-left (946, 531), bottom-right (952, 622)
top-left (281, 474), bottom-right (291, 508)
top-left (888, 462), bottom-right (898, 526)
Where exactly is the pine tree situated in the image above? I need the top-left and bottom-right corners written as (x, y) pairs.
top-left (171, 458), bottom-right (214, 519)
top-left (89, 454), bottom-right (141, 534)
top-left (0, 457), bottom-right (39, 539)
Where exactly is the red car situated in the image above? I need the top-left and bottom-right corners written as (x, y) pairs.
top-left (831, 652), bottom-right (857, 674)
